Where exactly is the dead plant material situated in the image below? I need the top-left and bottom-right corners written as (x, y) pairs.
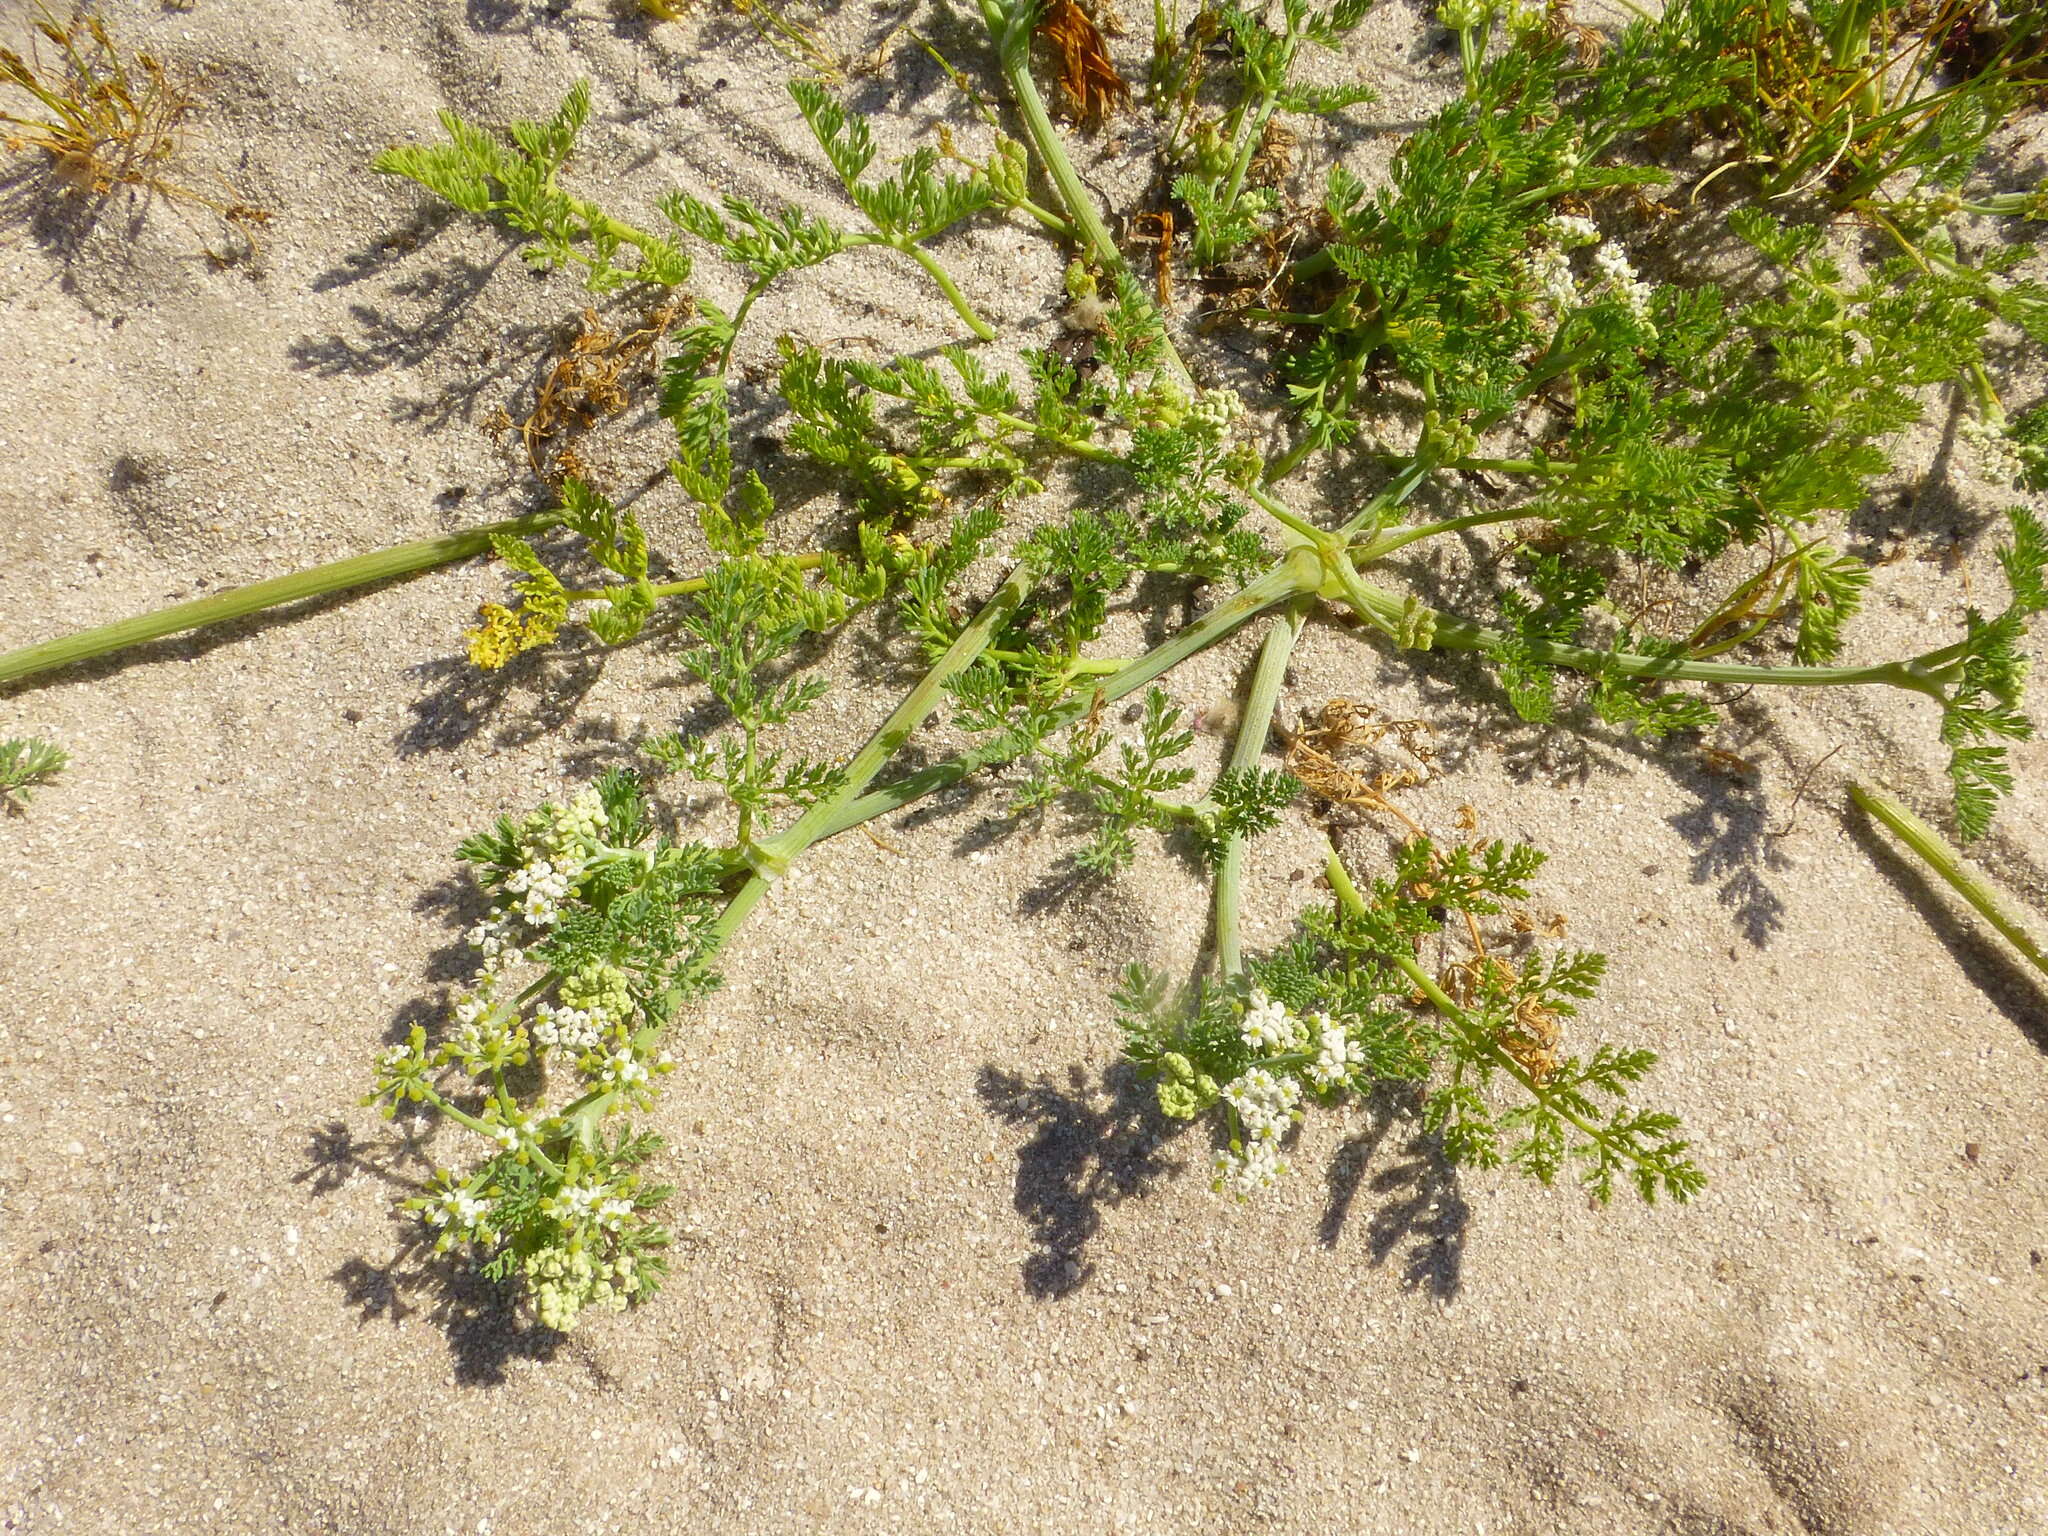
top-left (1510, 909), bottom-right (1570, 939)
top-left (1038, 0), bottom-right (1130, 125)
top-left (1132, 207), bottom-right (1175, 309)
top-left (495, 297), bottom-right (690, 483)
top-left (1249, 118), bottom-right (1297, 185)
top-left (1280, 698), bottom-right (1436, 832)
top-left (1544, 0), bottom-right (1605, 68)
top-left (0, 5), bottom-right (264, 231)
top-left (1439, 954), bottom-right (1563, 1084)
top-left (1697, 744), bottom-right (1760, 780)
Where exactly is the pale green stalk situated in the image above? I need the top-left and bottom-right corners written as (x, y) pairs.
top-left (1214, 606), bottom-right (1305, 976)
top-left (1327, 557), bottom-right (1965, 698)
top-left (1851, 783), bottom-right (2048, 976)
top-left (811, 546), bottom-right (1325, 842)
top-left (0, 512), bottom-right (561, 689)
top-left (703, 555), bottom-right (1049, 948)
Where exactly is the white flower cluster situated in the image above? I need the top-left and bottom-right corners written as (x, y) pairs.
top-left (1240, 989), bottom-right (1303, 1052)
top-left (1530, 246), bottom-right (1577, 311)
top-left (447, 986), bottom-right (522, 1065)
top-left (1960, 416), bottom-right (2035, 486)
top-left (465, 918), bottom-right (526, 974)
top-left (1527, 231), bottom-right (1655, 331)
top-left (1591, 241), bottom-right (1655, 322)
top-left (421, 1183), bottom-right (492, 1250)
top-left (1305, 1012), bottom-right (1365, 1090)
top-left (599, 1048), bottom-right (650, 1090)
top-left (1212, 1142), bottom-right (1284, 1196)
top-left (1223, 1067), bottom-right (1301, 1145)
top-left (532, 1001), bottom-right (603, 1055)
top-left (1209, 991), bottom-right (1372, 1198)
top-left (507, 857), bottom-right (573, 928)
top-left (1544, 213), bottom-right (1599, 249)
top-left (544, 1174), bottom-right (636, 1231)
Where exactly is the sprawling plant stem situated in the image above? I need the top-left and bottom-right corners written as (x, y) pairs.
top-left (979, 0), bottom-right (1195, 385)
top-left (1851, 783), bottom-right (2048, 977)
top-left (1214, 606), bottom-right (1305, 976)
top-left (704, 555), bottom-right (1050, 949)
top-left (812, 546), bottom-right (1326, 843)
top-left (1325, 557), bottom-right (1964, 699)
top-left (0, 512), bottom-right (561, 689)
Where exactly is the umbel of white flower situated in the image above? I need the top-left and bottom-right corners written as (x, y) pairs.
top-left (1525, 223), bottom-right (1657, 334)
top-left (1205, 990), bottom-right (1382, 1199)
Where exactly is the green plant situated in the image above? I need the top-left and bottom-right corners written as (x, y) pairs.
top-left (373, 82), bottom-right (692, 293)
top-left (1152, 0), bottom-right (1377, 266)
top-left (1851, 781), bottom-right (2048, 979)
top-left (0, 736), bottom-right (67, 810)
top-left (4, 3), bottom-right (2043, 1332)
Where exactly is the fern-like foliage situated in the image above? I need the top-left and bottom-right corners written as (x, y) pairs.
top-left (1941, 507), bottom-right (2047, 840)
top-left (375, 83), bottom-right (690, 292)
top-left (0, 736), bottom-right (67, 810)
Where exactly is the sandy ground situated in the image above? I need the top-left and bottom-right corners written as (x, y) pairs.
top-left (2, 1), bottom-right (2046, 1532)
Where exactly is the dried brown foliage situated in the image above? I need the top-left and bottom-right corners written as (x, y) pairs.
top-left (1280, 698), bottom-right (1436, 831)
top-left (1038, 0), bottom-right (1130, 124)
top-left (0, 5), bottom-right (262, 233)
top-left (491, 298), bottom-right (689, 483)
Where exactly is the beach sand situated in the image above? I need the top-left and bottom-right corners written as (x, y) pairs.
top-left (2, 1), bottom-right (2045, 1531)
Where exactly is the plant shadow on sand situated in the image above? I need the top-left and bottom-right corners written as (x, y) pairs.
top-left (300, 1115), bottom-right (618, 1388)
top-left (977, 1062), bottom-right (1470, 1300)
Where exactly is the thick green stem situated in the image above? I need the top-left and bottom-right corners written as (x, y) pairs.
top-left (979, 0), bottom-right (1196, 386)
top-left (989, 411), bottom-right (1119, 462)
top-left (1216, 88), bottom-right (1281, 226)
top-left (704, 556), bottom-right (1048, 948)
top-left (980, 0), bottom-right (1126, 283)
top-left (811, 546), bottom-right (1325, 843)
top-left (1353, 505), bottom-right (1538, 562)
top-left (1851, 783), bottom-right (2048, 977)
top-left (0, 512), bottom-right (562, 690)
top-left (1214, 606), bottom-right (1304, 977)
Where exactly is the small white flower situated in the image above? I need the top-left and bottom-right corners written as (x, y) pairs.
top-left (1961, 417), bottom-right (2027, 485)
top-left (602, 1051), bottom-right (649, 1089)
top-left (487, 1123), bottom-right (519, 1152)
top-left (1306, 1013), bottom-right (1366, 1090)
top-left (1239, 990), bottom-right (1300, 1052)
top-left (1591, 241), bottom-right (1637, 287)
top-left (1223, 1067), bottom-right (1300, 1144)
top-left (1212, 1142), bottom-right (1286, 1197)
top-left (1544, 214), bottom-right (1598, 249)
top-left (427, 1187), bottom-right (486, 1230)
top-left (1529, 247), bottom-right (1577, 311)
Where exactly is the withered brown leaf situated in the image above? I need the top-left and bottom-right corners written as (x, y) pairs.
top-left (1038, 0), bottom-right (1130, 124)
